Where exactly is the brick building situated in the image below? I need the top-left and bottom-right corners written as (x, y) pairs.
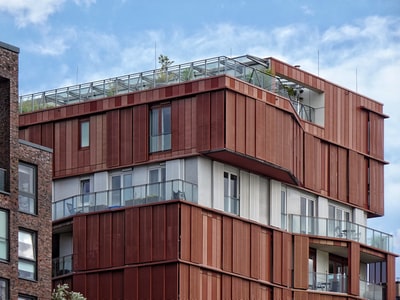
top-left (18, 55), bottom-right (397, 299)
top-left (0, 42), bottom-right (52, 299)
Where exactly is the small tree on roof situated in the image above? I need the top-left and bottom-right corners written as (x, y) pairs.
top-left (52, 284), bottom-right (86, 300)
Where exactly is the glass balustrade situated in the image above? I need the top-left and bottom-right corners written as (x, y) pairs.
top-left (287, 214), bottom-right (392, 252)
top-left (52, 254), bottom-right (73, 277)
top-left (308, 271), bottom-right (348, 293)
top-left (52, 179), bottom-right (197, 220)
top-left (359, 279), bottom-right (384, 300)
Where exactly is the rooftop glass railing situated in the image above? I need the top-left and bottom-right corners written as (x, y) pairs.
top-left (19, 55), bottom-right (315, 122)
top-left (286, 214), bottom-right (393, 252)
top-left (52, 179), bottom-right (197, 220)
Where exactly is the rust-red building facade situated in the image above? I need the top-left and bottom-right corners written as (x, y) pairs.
top-left (18, 55), bottom-right (397, 299)
top-left (0, 42), bottom-right (53, 299)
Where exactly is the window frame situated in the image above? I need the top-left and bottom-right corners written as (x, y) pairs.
top-left (79, 119), bottom-right (90, 148)
top-left (0, 277), bottom-right (9, 300)
top-left (18, 229), bottom-right (37, 281)
top-left (18, 162), bottom-right (37, 215)
top-left (18, 294), bottom-right (37, 300)
top-left (149, 104), bottom-right (171, 153)
top-left (224, 171), bottom-right (239, 215)
top-left (0, 209), bottom-right (9, 261)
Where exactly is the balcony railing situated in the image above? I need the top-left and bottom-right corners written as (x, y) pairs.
top-left (360, 279), bottom-right (384, 300)
top-left (309, 271), bottom-right (348, 293)
top-left (52, 254), bottom-right (73, 277)
top-left (19, 55), bottom-right (315, 122)
top-left (52, 179), bottom-right (197, 220)
top-left (286, 214), bottom-right (393, 252)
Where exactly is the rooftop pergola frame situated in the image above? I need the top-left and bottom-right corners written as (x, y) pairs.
top-left (19, 55), bottom-right (320, 123)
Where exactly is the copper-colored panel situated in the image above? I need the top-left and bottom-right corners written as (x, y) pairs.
top-left (125, 207), bottom-right (139, 263)
top-left (245, 96), bottom-right (256, 157)
top-left (152, 205), bottom-right (166, 261)
top-left (120, 107), bottom-right (133, 165)
top-left (165, 264), bottom-right (178, 299)
top-left (260, 229), bottom-right (272, 282)
top-left (86, 273), bottom-right (99, 300)
top-left (232, 276), bottom-right (250, 300)
top-left (369, 159), bottom-right (384, 215)
top-left (348, 242), bottom-right (360, 296)
top-left (210, 90), bottom-right (225, 149)
top-left (139, 206), bottom-right (153, 262)
top-left (337, 147), bottom-right (348, 202)
top-left (73, 216), bottom-right (87, 271)
top-left (369, 112), bottom-right (384, 159)
top-left (250, 224), bottom-right (260, 279)
top-left (273, 286), bottom-right (282, 300)
top-left (112, 270), bottom-right (124, 300)
top-left (179, 264), bottom-right (189, 299)
top-left (222, 216), bottom-right (233, 272)
top-left (124, 267), bottom-right (138, 299)
top-left (329, 144), bottom-right (338, 198)
top-left (196, 92), bottom-right (211, 152)
top-left (166, 204), bottom-right (179, 260)
top-left (190, 265), bottom-right (201, 299)
top-left (133, 104), bottom-right (148, 163)
top-left (293, 235), bottom-right (309, 289)
top-left (86, 214), bottom-right (100, 269)
top-left (179, 204), bottom-right (191, 261)
top-left (99, 212), bottom-right (113, 268)
top-left (222, 274), bottom-right (232, 300)
top-left (281, 232), bottom-right (292, 287)
top-left (236, 94), bottom-right (246, 154)
top-left (190, 206), bottom-right (203, 264)
top-left (99, 272), bottom-right (112, 299)
top-left (152, 265), bottom-right (165, 299)
top-left (272, 231), bottom-right (282, 285)
top-left (255, 100), bottom-right (267, 160)
top-left (348, 151), bottom-right (367, 208)
top-left (106, 110), bottom-right (120, 167)
top-left (386, 255), bottom-right (396, 300)
top-left (138, 266), bottom-right (151, 299)
top-left (203, 211), bottom-right (222, 268)
top-left (233, 219), bottom-right (250, 277)
top-left (112, 211), bottom-right (125, 267)
top-left (72, 274), bottom-right (86, 298)
top-left (225, 90), bottom-right (236, 151)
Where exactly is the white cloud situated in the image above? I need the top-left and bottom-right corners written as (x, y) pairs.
top-left (0, 0), bottom-right (65, 27)
top-left (73, 0), bottom-right (95, 6)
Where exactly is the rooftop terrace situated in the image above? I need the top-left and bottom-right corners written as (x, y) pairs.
top-left (19, 55), bottom-right (322, 124)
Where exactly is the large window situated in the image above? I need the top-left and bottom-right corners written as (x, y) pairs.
top-left (18, 162), bottom-right (37, 215)
top-left (18, 295), bottom-right (37, 300)
top-left (18, 230), bottom-right (37, 281)
top-left (80, 119), bottom-right (90, 148)
top-left (148, 166), bottom-right (166, 201)
top-left (0, 210), bottom-right (8, 261)
top-left (0, 278), bottom-right (8, 300)
top-left (110, 171), bottom-right (133, 206)
top-left (328, 204), bottom-right (351, 238)
top-left (150, 105), bottom-right (171, 152)
top-left (224, 172), bottom-right (239, 215)
top-left (300, 196), bottom-right (315, 234)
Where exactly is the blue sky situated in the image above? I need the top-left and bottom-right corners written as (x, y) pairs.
top-left (1, 0), bottom-right (400, 277)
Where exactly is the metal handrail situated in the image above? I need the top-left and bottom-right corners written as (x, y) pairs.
top-left (286, 214), bottom-right (393, 252)
top-left (52, 179), bottom-right (197, 220)
top-left (52, 254), bottom-right (73, 277)
top-left (308, 271), bottom-right (348, 293)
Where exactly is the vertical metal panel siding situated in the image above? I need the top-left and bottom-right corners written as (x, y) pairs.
top-left (86, 214), bottom-right (100, 269)
top-left (337, 147), bottom-right (348, 202)
top-left (196, 92), bottom-right (211, 152)
top-left (232, 219), bottom-right (251, 277)
top-left (152, 205), bottom-right (166, 261)
top-left (255, 100), bottom-right (267, 161)
top-left (73, 216), bottom-right (87, 271)
top-left (179, 204), bottom-right (191, 261)
top-left (106, 110), bottom-right (120, 167)
top-left (369, 159), bottom-right (384, 214)
top-left (202, 211), bottom-right (222, 269)
top-left (386, 255), bottom-right (396, 300)
top-left (190, 206), bottom-right (203, 264)
top-left (210, 90), bottom-right (225, 149)
top-left (329, 144), bottom-right (338, 198)
top-left (250, 224), bottom-right (260, 279)
top-left (225, 90), bottom-right (236, 151)
top-left (245, 96), bottom-right (256, 157)
top-left (133, 104), bottom-right (148, 163)
top-left (236, 94), bottom-right (246, 154)
top-left (120, 107), bottom-right (133, 165)
top-left (123, 267), bottom-right (138, 299)
top-left (348, 242), bottom-right (360, 296)
top-left (281, 232), bottom-right (292, 287)
top-left (232, 276), bottom-right (250, 300)
top-left (272, 231), bottom-right (282, 285)
top-left (124, 207), bottom-right (139, 263)
top-left (139, 206), bottom-right (153, 262)
top-left (99, 212), bottom-right (112, 268)
top-left (222, 216), bottom-right (233, 272)
top-left (349, 150), bottom-right (367, 208)
top-left (370, 112), bottom-right (384, 159)
top-left (293, 235), bottom-right (309, 289)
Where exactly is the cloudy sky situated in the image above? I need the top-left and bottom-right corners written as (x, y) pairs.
top-left (1, 0), bottom-right (399, 276)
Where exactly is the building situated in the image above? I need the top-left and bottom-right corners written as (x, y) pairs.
top-left (0, 42), bottom-right (52, 299)
top-left (18, 55), bottom-right (397, 299)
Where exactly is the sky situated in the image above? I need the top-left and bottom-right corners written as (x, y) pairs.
top-left (1, 0), bottom-right (400, 278)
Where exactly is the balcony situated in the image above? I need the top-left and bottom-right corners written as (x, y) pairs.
top-left (52, 254), bottom-right (73, 277)
top-left (287, 214), bottom-right (393, 252)
top-left (309, 271), bottom-right (347, 293)
top-left (19, 55), bottom-right (321, 124)
top-left (360, 279), bottom-right (384, 300)
top-left (52, 179), bottom-right (198, 220)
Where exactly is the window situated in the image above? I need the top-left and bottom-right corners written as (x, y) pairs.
top-left (0, 210), bottom-right (8, 261)
top-left (80, 179), bottom-right (90, 204)
top-left (0, 278), bottom-right (8, 300)
top-left (18, 230), bottom-right (37, 281)
top-left (80, 120), bottom-right (90, 148)
top-left (110, 171), bottom-right (133, 206)
top-left (18, 295), bottom-right (37, 300)
top-left (300, 196), bottom-right (314, 234)
top-left (281, 187), bottom-right (287, 229)
top-left (329, 204), bottom-right (352, 238)
top-left (18, 162), bottom-right (37, 214)
top-left (150, 105), bottom-right (171, 152)
top-left (224, 172), bottom-right (239, 215)
top-left (148, 166), bottom-right (166, 201)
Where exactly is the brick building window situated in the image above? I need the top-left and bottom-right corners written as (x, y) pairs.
top-left (18, 295), bottom-right (37, 300)
top-left (18, 229), bottom-right (37, 281)
top-left (80, 119), bottom-right (90, 148)
top-left (0, 209), bottom-right (8, 261)
top-left (150, 105), bottom-right (171, 152)
top-left (0, 278), bottom-right (8, 300)
top-left (18, 162), bottom-right (37, 215)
